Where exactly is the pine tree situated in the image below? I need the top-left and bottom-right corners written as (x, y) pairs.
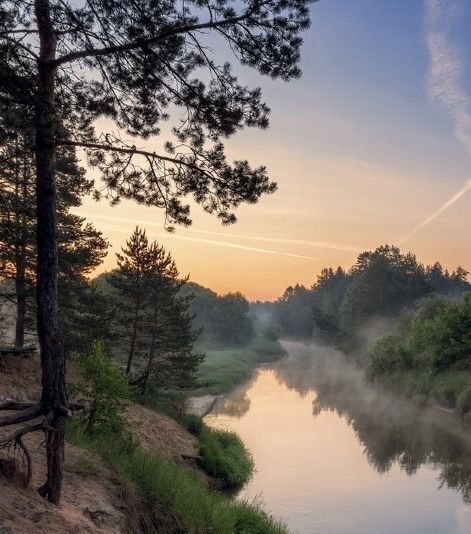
top-left (134, 243), bottom-right (202, 394)
top-left (0, 111), bottom-right (108, 347)
top-left (1, 0), bottom-right (314, 502)
top-left (109, 227), bottom-right (155, 374)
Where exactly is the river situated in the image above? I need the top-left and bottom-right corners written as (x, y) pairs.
top-left (205, 341), bottom-right (471, 534)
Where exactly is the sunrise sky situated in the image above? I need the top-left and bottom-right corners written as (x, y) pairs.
top-left (76, 0), bottom-right (471, 301)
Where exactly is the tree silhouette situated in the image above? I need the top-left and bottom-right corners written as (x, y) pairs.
top-left (0, 0), bottom-right (314, 502)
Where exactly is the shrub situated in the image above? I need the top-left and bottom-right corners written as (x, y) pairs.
top-left (184, 413), bottom-right (204, 436)
top-left (198, 426), bottom-right (254, 488)
top-left (70, 341), bottom-right (131, 435)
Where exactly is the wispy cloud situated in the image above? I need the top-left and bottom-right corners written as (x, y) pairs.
top-left (426, 0), bottom-right (471, 155)
top-left (399, 0), bottom-right (471, 243)
top-left (398, 176), bottom-right (471, 243)
top-left (89, 217), bottom-right (320, 261)
top-left (79, 211), bottom-right (363, 254)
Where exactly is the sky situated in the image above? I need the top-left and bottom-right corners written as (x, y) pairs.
top-left (76, 0), bottom-right (471, 301)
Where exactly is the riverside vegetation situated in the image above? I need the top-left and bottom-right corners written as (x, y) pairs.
top-left (1, 228), bottom-right (287, 531)
top-left (66, 342), bottom-right (285, 533)
top-left (264, 245), bottom-right (471, 418)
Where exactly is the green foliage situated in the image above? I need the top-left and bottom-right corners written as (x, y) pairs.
top-left (182, 282), bottom-right (254, 346)
top-left (183, 414), bottom-right (204, 436)
top-left (66, 423), bottom-right (286, 534)
top-left (108, 227), bottom-right (202, 393)
top-left (272, 245), bottom-right (470, 339)
top-left (197, 426), bottom-right (254, 489)
top-left (71, 341), bottom-right (131, 435)
top-left (197, 337), bottom-right (286, 394)
top-left (141, 391), bottom-right (190, 422)
top-left (183, 415), bottom-right (254, 488)
top-left (369, 294), bottom-right (471, 408)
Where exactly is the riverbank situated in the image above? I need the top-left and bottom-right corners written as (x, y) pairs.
top-left (370, 367), bottom-right (471, 420)
top-left (195, 336), bottom-right (286, 395)
top-left (0, 351), bottom-right (287, 533)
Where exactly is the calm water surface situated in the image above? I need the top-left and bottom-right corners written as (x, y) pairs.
top-left (205, 341), bottom-right (471, 534)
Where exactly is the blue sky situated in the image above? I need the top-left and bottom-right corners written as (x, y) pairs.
top-left (81, 0), bottom-right (471, 299)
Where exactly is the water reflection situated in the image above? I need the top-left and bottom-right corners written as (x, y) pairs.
top-left (208, 341), bottom-right (471, 533)
top-left (275, 342), bottom-right (471, 502)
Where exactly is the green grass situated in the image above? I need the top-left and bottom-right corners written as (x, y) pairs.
top-left (66, 423), bottom-right (286, 534)
top-left (196, 337), bottom-right (286, 394)
top-left (184, 415), bottom-right (254, 489)
top-left (69, 453), bottom-right (100, 476)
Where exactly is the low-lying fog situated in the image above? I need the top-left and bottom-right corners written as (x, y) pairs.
top-left (206, 341), bottom-right (471, 534)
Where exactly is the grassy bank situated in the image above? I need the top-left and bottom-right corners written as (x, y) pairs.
top-left (368, 294), bottom-right (471, 417)
top-left (196, 336), bottom-right (286, 394)
top-left (66, 422), bottom-right (286, 534)
top-left (185, 414), bottom-right (254, 488)
top-left (371, 368), bottom-right (471, 414)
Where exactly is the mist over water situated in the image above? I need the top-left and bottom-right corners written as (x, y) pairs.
top-left (206, 341), bottom-right (471, 534)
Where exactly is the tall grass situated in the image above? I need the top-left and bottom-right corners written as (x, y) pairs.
top-left (196, 336), bottom-right (286, 394)
top-left (66, 423), bottom-right (286, 534)
top-left (184, 415), bottom-right (254, 488)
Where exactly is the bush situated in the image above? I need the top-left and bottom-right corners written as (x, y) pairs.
top-left (140, 390), bottom-right (190, 422)
top-left (198, 426), bottom-right (254, 489)
top-left (70, 341), bottom-right (131, 435)
top-left (184, 413), bottom-right (204, 436)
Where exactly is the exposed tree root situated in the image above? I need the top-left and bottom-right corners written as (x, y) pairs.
top-left (0, 398), bottom-right (82, 496)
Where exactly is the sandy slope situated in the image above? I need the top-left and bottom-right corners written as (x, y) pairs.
top-left (0, 353), bottom-right (204, 533)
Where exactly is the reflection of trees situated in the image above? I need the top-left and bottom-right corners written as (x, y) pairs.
top-left (212, 373), bottom-right (257, 418)
top-left (273, 345), bottom-right (471, 504)
top-left (214, 392), bottom-right (251, 418)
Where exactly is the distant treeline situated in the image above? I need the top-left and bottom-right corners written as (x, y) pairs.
top-left (261, 244), bottom-right (470, 339)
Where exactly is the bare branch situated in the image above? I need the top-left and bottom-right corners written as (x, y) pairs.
top-left (0, 404), bottom-right (43, 428)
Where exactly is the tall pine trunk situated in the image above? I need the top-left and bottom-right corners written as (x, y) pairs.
top-left (126, 293), bottom-right (141, 374)
top-left (35, 0), bottom-right (68, 504)
top-left (13, 136), bottom-right (26, 348)
top-left (14, 273), bottom-right (26, 348)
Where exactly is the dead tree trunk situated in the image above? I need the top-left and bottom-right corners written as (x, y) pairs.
top-left (34, 0), bottom-right (68, 504)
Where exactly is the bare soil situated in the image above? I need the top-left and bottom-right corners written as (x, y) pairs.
top-left (0, 353), bottom-right (207, 533)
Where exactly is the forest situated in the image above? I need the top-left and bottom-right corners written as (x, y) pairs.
top-left (266, 244), bottom-right (471, 414)
top-left (0, 0), bottom-right (307, 529)
top-left (1, 1), bottom-right (470, 533)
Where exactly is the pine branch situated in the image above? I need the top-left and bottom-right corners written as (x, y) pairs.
top-left (53, 9), bottom-right (258, 66)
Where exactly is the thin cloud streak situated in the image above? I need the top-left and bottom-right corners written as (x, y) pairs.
top-left (93, 220), bottom-right (320, 261)
top-left (400, 0), bottom-right (471, 243)
top-left (398, 177), bottom-right (471, 243)
top-left (78, 211), bottom-right (363, 253)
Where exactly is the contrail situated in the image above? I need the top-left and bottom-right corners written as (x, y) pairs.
top-left (78, 211), bottom-right (363, 253)
top-left (398, 177), bottom-right (471, 243)
top-left (93, 221), bottom-right (320, 261)
top-left (401, 0), bottom-right (471, 242)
